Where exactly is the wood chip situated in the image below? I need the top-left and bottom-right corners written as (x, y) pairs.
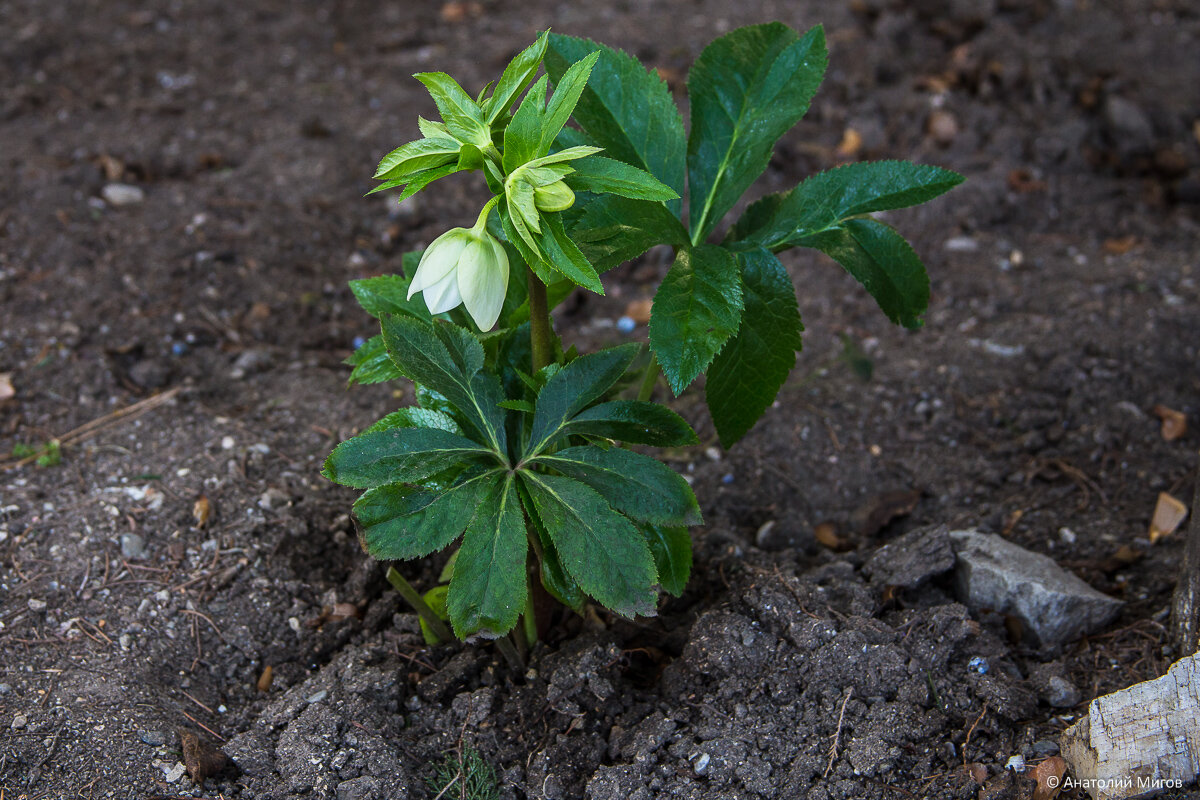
top-left (0, 372), bottom-right (13, 401)
top-left (1102, 235), bottom-right (1138, 254)
top-left (1031, 755), bottom-right (1066, 800)
top-left (256, 665), bottom-right (273, 693)
top-left (178, 727), bottom-right (234, 784)
top-left (1149, 492), bottom-right (1188, 543)
top-left (814, 522), bottom-right (845, 551)
top-left (1151, 404), bottom-right (1187, 441)
top-left (836, 127), bottom-right (863, 158)
top-left (965, 762), bottom-right (988, 784)
top-left (193, 495), bottom-right (212, 528)
top-left (624, 298), bottom-right (652, 323)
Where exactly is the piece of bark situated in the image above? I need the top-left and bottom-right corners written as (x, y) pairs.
top-left (1060, 652), bottom-right (1200, 799)
top-left (1170, 464), bottom-right (1200, 656)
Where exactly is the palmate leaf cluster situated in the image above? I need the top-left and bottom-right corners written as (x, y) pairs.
top-left (326, 302), bottom-right (699, 639)
top-left (328, 21), bottom-right (963, 639)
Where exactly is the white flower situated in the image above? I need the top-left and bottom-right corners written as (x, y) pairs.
top-left (407, 202), bottom-right (509, 331)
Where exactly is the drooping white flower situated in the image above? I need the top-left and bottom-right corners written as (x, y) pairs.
top-left (407, 200), bottom-right (509, 331)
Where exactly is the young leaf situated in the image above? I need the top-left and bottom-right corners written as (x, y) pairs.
top-left (564, 156), bottom-right (679, 202)
top-left (346, 335), bottom-right (403, 386)
top-left (639, 523), bottom-right (692, 597)
top-left (535, 213), bottom-right (604, 294)
top-left (520, 472), bottom-right (658, 619)
top-left (687, 23), bottom-right (827, 241)
top-left (557, 400), bottom-right (698, 447)
top-left (540, 51), bottom-right (601, 154)
top-left (349, 274), bottom-right (433, 321)
top-left (354, 469), bottom-right (500, 561)
top-left (387, 163), bottom-right (461, 203)
top-left (532, 446), bottom-right (702, 526)
top-left (728, 161), bottom-right (966, 250)
top-left (504, 75), bottom-right (547, 174)
top-left (322, 427), bottom-right (495, 489)
top-left (486, 32), bottom-right (549, 124)
top-left (648, 244), bottom-right (744, 394)
top-left (569, 195), bottom-right (689, 274)
top-left (362, 407), bottom-right (463, 435)
top-left (545, 34), bottom-right (686, 214)
top-left (414, 72), bottom-right (490, 147)
top-left (526, 343), bottom-right (640, 455)
top-left (706, 248), bottom-right (803, 447)
top-left (447, 473), bottom-right (528, 638)
top-left (793, 218), bottom-right (929, 328)
top-left (375, 137), bottom-right (463, 181)
top-left (380, 315), bottom-right (507, 453)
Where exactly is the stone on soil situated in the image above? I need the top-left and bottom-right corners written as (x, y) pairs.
top-left (863, 523), bottom-right (955, 588)
top-left (949, 529), bottom-right (1121, 646)
top-left (1061, 651), bottom-right (1200, 799)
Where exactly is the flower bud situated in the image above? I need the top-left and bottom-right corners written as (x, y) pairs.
top-left (533, 180), bottom-right (575, 213)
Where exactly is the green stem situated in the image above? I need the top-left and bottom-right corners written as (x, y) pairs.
top-left (522, 573), bottom-right (539, 647)
top-left (636, 351), bottom-right (660, 402)
top-left (386, 566), bottom-right (454, 644)
top-left (494, 635), bottom-right (524, 671)
top-left (527, 268), bottom-right (554, 371)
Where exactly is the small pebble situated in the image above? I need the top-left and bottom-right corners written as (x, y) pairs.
top-left (693, 753), bottom-right (710, 775)
top-left (1004, 754), bottom-right (1026, 773)
top-left (120, 532), bottom-right (147, 560)
top-left (101, 183), bottom-right (145, 206)
top-left (1031, 739), bottom-right (1060, 757)
top-left (27, 598), bottom-right (47, 612)
top-left (164, 762), bottom-right (187, 783)
top-left (968, 656), bottom-right (989, 674)
top-left (171, 341), bottom-right (188, 356)
top-left (352, 336), bottom-right (367, 349)
top-left (616, 316), bottom-right (636, 333)
top-left (139, 729), bottom-right (167, 746)
top-left (221, 436), bottom-right (235, 450)
top-left (11, 713), bottom-right (28, 730)
top-left (306, 689), bottom-right (329, 705)
top-left (721, 473), bottom-right (734, 484)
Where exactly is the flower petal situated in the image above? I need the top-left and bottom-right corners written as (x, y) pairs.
top-left (407, 229), bottom-right (469, 297)
top-left (459, 238), bottom-right (509, 331)
top-left (421, 270), bottom-right (464, 315)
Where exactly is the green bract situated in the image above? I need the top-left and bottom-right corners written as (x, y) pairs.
top-left (330, 23), bottom-right (963, 642)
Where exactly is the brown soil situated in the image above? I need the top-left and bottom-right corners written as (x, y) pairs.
top-left (1, 0), bottom-right (1198, 798)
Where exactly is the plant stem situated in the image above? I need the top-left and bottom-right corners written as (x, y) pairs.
top-left (523, 573), bottom-right (539, 647)
top-left (636, 351), bottom-right (660, 402)
top-left (494, 635), bottom-right (524, 671)
top-left (385, 566), bottom-right (454, 644)
top-left (527, 268), bottom-right (553, 371)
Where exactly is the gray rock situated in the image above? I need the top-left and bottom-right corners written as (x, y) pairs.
top-left (101, 183), bottom-right (145, 206)
top-left (128, 358), bottom-right (170, 389)
top-left (1103, 95), bottom-right (1154, 158)
top-left (1028, 663), bottom-right (1083, 708)
top-left (337, 776), bottom-right (383, 800)
top-left (949, 529), bottom-right (1122, 646)
top-left (230, 348), bottom-right (274, 379)
top-left (120, 532), bottom-right (147, 560)
top-left (863, 524), bottom-right (955, 588)
top-left (139, 729), bottom-right (167, 746)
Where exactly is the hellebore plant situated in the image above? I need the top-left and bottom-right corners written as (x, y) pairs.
top-left (324, 24), bottom-right (963, 648)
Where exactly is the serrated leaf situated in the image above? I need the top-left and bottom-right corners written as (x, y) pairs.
top-left (346, 335), bottom-right (403, 386)
top-left (533, 446), bottom-right (701, 526)
top-left (687, 23), bottom-right (827, 241)
top-left (648, 244), bottom-right (744, 394)
top-left (380, 315), bottom-right (507, 454)
top-left (520, 472), bottom-right (658, 619)
top-left (639, 523), bottom-right (692, 597)
top-left (414, 72), bottom-right (490, 146)
top-left (516, 479), bottom-right (586, 613)
top-left (362, 407), bottom-right (463, 435)
top-left (728, 161), bottom-right (965, 250)
top-left (569, 195), bottom-right (689, 273)
top-left (504, 74), bottom-right (547, 173)
top-left (354, 469), bottom-right (500, 561)
top-left (557, 400), bottom-right (698, 447)
top-left (546, 34), bottom-right (686, 215)
top-left (526, 343), bottom-right (640, 456)
top-left (322, 427), bottom-right (494, 489)
top-left (374, 137), bottom-right (462, 180)
top-left (369, 162), bottom-right (459, 202)
top-left (564, 156), bottom-right (679, 201)
top-left (349, 274), bottom-right (433, 320)
top-left (486, 32), bottom-right (549, 124)
top-left (447, 473), bottom-right (528, 638)
top-left (498, 399), bottom-right (534, 413)
top-left (536, 213), bottom-right (604, 294)
top-left (706, 248), bottom-right (802, 447)
top-left (540, 51), bottom-right (600, 154)
top-left (794, 217), bottom-right (929, 328)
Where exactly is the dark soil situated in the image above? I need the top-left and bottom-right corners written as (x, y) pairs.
top-left (2, 0), bottom-right (1198, 798)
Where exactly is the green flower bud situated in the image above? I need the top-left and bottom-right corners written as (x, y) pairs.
top-left (533, 180), bottom-right (575, 213)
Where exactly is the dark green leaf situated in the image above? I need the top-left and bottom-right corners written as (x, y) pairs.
top-left (546, 34), bottom-right (686, 215)
top-left (648, 244), bottom-right (744, 394)
top-left (486, 32), bottom-right (549, 124)
top-left (498, 399), bottom-right (534, 413)
top-left (794, 217), bottom-right (929, 328)
top-left (346, 335), bottom-right (403, 386)
top-left (504, 75), bottom-right (547, 173)
top-left (349, 274), bottom-right (432, 320)
top-left (414, 72), bottom-right (490, 146)
top-left (533, 446), bottom-right (701, 526)
top-left (557, 400), bottom-right (698, 447)
top-left (520, 472), bottom-right (658, 618)
top-left (447, 473), bottom-right (528, 638)
top-left (536, 213), bottom-right (604, 294)
top-left (526, 343), bottom-right (640, 455)
top-left (705, 248), bottom-right (803, 447)
top-left (639, 523), bottom-right (692, 597)
top-left (728, 161), bottom-right (966, 250)
top-left (569, 195), bottom-right (688, 273)
top-left (354, 469), bottom-right (500, 560)
top-left (564, 156), bottom-right (678, 202)
top-left (362, 407), bottom-right (463, 435)
top-left (687, 23), bottom-right (827, 240)
top-left (380, 315), bottom-right (508, 453)
top-left (516, 480), bottom-right (586, 613)
top-left (322, 427), bottom-right (494, 489)
top-left (540, 51), bottom-right (600, 154)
